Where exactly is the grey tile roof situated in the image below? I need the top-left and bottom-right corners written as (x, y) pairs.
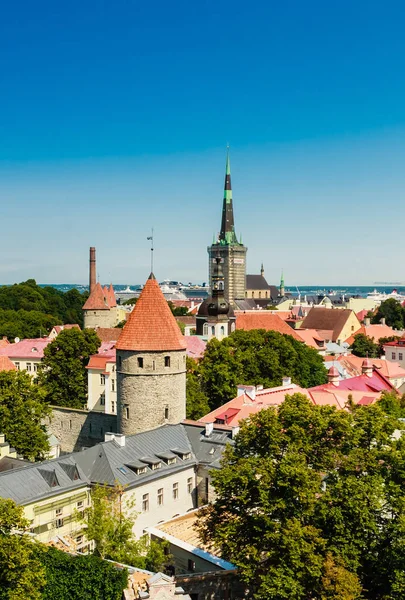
top-left (0, 454), bottom-right (88, 505)
top-left (182, 423), bottom-right (233, 469)
top-left (75, 424), bottom-right (197, 489)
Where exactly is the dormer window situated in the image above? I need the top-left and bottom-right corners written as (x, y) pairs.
top-left (152, 462), bottom-right (161, 470)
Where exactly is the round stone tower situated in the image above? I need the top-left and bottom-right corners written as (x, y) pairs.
top-left (116, 273), bottom-right (187, 435)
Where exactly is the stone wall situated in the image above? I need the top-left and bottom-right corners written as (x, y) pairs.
top-left (83, 308), bottom-right (116, 329)
top-left (177, 570), bottom-right (250, 600)
top-left (117, 349), bottom-right (186, 436)
top-left (47, 406), bottom-right (118, 453)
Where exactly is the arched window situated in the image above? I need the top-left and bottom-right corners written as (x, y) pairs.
top-left (220, 326), bottom-right (225, 336)
top-left (211, 326), bottom-right (215, 335)
top-left (203, 323), bottom-right (209, 335)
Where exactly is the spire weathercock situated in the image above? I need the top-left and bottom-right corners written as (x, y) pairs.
top-left (219, 147), bottom-right (239, 245)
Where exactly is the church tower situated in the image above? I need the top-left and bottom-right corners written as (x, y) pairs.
top-left (208, 150), bottom-right (247, 305)
top-left (196, 256), bottom-right (236, 340)
top-left (116, 274), bottom-right (186, 436)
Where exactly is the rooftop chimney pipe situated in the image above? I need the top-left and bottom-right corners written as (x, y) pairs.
top-left (89, 247), bottom-right (96, 293)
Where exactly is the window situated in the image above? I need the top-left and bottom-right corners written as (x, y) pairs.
top-left (137, 357), bottom-right (144, 368)
top-left (188, 559), bottom-right (196, 572)
top-left (157, 488), bottom-right (164, 506)
top-left (125, 406), bottom-right (129, 419)
top-left (400, 353), bottom-right (403, 361)
top-left (392, 353), bottom-right (396, 360)
top-left (211, 326), bottom-right (215, 335)
top-left (164, 405), bottom-right (169, 420)
top-left (76, 501), bottom-right (83, 509)
top-left (167, 457), bottom-right (176, 465)
top-left (100, 393), bottom-right (105, 406)
top-left (55, 508), bottom-right (63, 517)
top-left (205, 477), bottom-right (209, 500)
top-left (164, 356), bottom-right (170, 367)
top-left (111, 379), bottom-right (115, 392)
top-left (111, 401), bottom-right (115, 413)
top-left (187, 477), bottom-right (193, 494)
top-left (55, 518), bottom-right (64, 528)
top-left (26, 362), bottom-right (32, 372)
top-left (112, 365), bottom-right (115, 372)
top-left (258, 291), bottom-right (261, 298)
top-left (142, 494), bottom-right (149, 512)
top-left (173, 482), bottom-right (179, 500)
top-left (220, 326), bottom-right (225, 336)
top-left (151, 462), bottom-right (161, 470)
top-left (33, 363), bottom-right (38, 372)
top-left (203, 323), bottom-right (209, 335)
top-left (152, 360), bottom-right (156, 370)
top-left (14, 362), bottom-right (20, 370)
top-left (100, 374), bottom-right (105, 385)
top-left (76, 535), bottom-right (83, 545)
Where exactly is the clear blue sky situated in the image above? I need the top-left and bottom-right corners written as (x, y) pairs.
top-left (1, 0), bottom-right (405, 285)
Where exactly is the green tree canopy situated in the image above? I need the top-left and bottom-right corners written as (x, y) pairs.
top-left (371, 298), bottom-right (404, 329)
top-left (198, 394), bottom-right (405, 599)
top-left (0, 370), bottom-right (51, 460)
top-left (350, 333), bottom-right (379, 358)
top-left (186, 357), bottom-right (210, 420)
top-left (38, 328), bottom-right (101, 408)
top-left (79, 484), bottom-right (169, 572)
top-left (39, 546), bottom-right (127, 600)
top-left (0, 498), bottom-right (46, 600)
top-left (0, 281), bottom-right (88, 337)
top-left (198, 329), bottom-right (328, 409)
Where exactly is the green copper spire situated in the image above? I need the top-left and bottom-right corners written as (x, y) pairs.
top-left (219, 147), bottom-right (239, 245)
top-left (279, 270), bottom-right (285, 297)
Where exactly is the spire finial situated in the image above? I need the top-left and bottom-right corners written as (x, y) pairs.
top-left (147, 228), bottom-right (154, 274)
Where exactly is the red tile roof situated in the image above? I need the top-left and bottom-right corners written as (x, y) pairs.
top-left (0, 356), bottom-right (16, 371)
top-left (51, 324), bottom-right (80, 334)
top-left (235, 312), bottom-right (303, 341)
top-left (82, 282), bottom-right (109, 311)
top-left (106, 284), bottom-right (117, 308)
top-left (338, 355), bottom-right (405, 381)
top-left (310, 367), bottom-right (393, 394)
top-left (0, 337), bottom-right (9, 348)
top-left (185, 336), bottom-right (206, 359)
top-left (116, 274), bottom-right (186, 351)
top-left (94, 328), bottom-right (122, 342)
top-left (0, 338), bottom-right (50, 359)
top-left (346, 323), bottom-right (400, 346)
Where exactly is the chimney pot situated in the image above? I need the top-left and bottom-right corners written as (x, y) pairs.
top-left (364, 317), bottom-right (371, 326)
top-left (205, 422), bottom-right (214, 437)
top-left (282, 376), bottom-right (292, 387)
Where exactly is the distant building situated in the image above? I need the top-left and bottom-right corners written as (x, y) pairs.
top-left (0, 338), bottom-right (51, 377)
top-left (300, 307), bottom-right (361, 343)
top-left (383, 337), bottom-right (405, 372)
top-left (48, 324), bottom-right (80, 339)
top-left (86, 346), bottom-right (117, 415)
top-left (207, 151), bottom-right (247, 305)
top-left (345, 318), bottom-right (402, 346)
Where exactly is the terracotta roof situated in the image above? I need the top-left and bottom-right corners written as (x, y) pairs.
top-left (301, 308), bottom-right (359, 342)
top-left (94, 327), bottom-right (122, 342)
top-left (295, 328), bottom-right (325, 349)
top-left (51, 324), bottom-right (80, 334)
top-left (309, 367), bottom-right (393, 394)
top-left (0, 338), bottom-right (50, 359)
top-left (87, 350), bottom-right (116, 370)
top-left (185, 336), bottom-right (206, 359)
top-left (0, 337), bottom-right (9, 348)
top-left (346, 323), bottom-right (401, 346)
top-left (116, 274), bottom-right (187, 351)
top-left (0, 356), bottom-right (16, 371)
top-left (338, 355), bottom-right (405, 380)
top-left (235, 312), bottom-right (303, 341)
top-left (82, 282), bottom-right (109, 311)
top-left (106, 284), bottom-right (117, 308)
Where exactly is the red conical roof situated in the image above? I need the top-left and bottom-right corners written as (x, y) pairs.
top-left (83, 282), bottom-right (109, 310)
top-left (107, 283), bottom-right (117, 308)
top-left (116, 274), bottom-right (186, 351)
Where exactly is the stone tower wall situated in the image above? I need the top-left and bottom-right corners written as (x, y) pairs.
top-left (117, 349), bottom-right (186, 435)
top-left (84, 309), bottom-right (115, 329)
top-left (208, 244), bottom-right (247, 304)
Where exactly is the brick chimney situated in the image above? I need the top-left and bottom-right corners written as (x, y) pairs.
top-left (89, 247), bottom-right (96, 293)
top-left (361, 358), bottom-right (373, 377)
top-left (327, 366), bottom-right (339, 386)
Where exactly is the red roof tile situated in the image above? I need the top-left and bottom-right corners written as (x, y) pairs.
top-left (346, 323), bottom-right (400, 346)
top-left (185, 336), bottom-right (206, 359)
top-left (106, 284), bottom-right (117, 308)
top-left (52, 324), bottom-right (80, 334)
top-left (82, 282), bottom-right (109, 310)
top-left (0, 337), bottom-right (9, 348)
top-left (0, 338), bottom-right (50, 359)
top-left (94, 327), bottom-right (122, 342)
top-left (235, 312), bottom-right (303, 341)
top-left (0, 356), bottom-right (16, 371)
top-left (116, 274), bottom-right (186, 351)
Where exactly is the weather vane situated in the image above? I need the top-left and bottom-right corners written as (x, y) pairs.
top-left (147, 228), bottom-right (154, 273)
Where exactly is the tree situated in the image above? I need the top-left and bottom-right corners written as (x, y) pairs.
top-left (168, 301), bottom-right (189, 316)
top-left (39, 546), bottom-right (127, 600)
top-left (39, 328), bottom-right (101, 408)
top-left (372, 298), bottom-right (404, 329)
top-left (79, 484), bottom-right (169, 572)
top-left (198, 394), bottom-right (405, 599)
top-left (186, 358), bottom-right (210, 420)
top-left (0, 498), bottom-right (46, 600)
top-left (198, 329), bottom-right (328, 409)
top-left (0, 371), bottom-right (51, 460)
top-left (350, 333), bottom-right (379, 358)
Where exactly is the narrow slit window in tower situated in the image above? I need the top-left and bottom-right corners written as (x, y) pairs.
top-left (137, 357), bottom-right (144, 368)
top-left (164, 356), bottom-right (170, 367)
top-left (125, 406), bottom-right (129, 419)
top-left (164, 405), bottom-right (169, 420)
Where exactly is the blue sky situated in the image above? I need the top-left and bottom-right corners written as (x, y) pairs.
top-left (1, 0), bottom-right (405, 285)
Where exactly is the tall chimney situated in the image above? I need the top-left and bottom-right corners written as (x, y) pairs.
top-left (89, 247), bottom-right (96, 293)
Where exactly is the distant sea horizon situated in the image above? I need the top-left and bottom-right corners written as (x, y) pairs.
top-left (14, 283), bottom-right (405, 299)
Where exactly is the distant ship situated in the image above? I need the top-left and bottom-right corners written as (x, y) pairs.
top-left (367, 289), bottom-right (405, 303)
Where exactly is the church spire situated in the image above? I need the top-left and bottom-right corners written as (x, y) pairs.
top-left (219, 148), bottom-right (239, 245)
